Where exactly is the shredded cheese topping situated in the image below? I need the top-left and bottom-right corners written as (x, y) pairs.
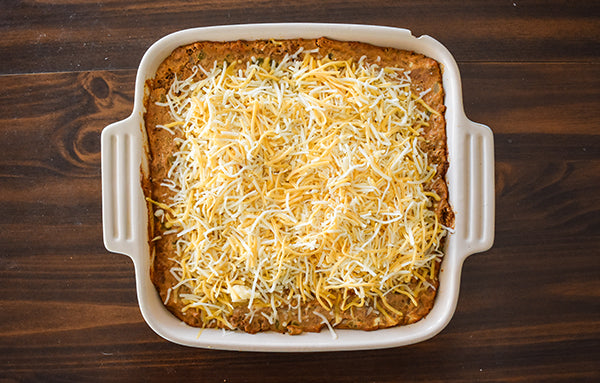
top-left (152, 48), bottom-right (447, 329)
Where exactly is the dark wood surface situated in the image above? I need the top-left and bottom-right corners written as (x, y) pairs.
top-left (1, 1), bottom-right (599, 381)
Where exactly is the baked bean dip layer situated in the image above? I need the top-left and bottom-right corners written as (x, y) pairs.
top-left (144, 38), bottom-right (454, 335)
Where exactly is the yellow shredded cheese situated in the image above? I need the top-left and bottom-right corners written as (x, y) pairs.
top-left (154, 49), bottom-right (447, 328)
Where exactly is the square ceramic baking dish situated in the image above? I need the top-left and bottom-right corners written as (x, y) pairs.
top-left (101, 23), bottom-right (494, 352)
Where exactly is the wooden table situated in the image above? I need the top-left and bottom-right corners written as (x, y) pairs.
top-left (1, 1), bottom-right (598, 381)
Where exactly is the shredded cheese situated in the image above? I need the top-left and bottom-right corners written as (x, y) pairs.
top-left (153, 49), bottom-right (447, 329)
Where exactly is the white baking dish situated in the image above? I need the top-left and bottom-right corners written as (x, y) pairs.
top-left (101, 23), bottom-right (494, 351)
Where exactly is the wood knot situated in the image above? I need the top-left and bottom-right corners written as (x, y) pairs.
top-left (89, 76), bottom-right (110, 99)
top-left (80, 72), bottom-right (113, 108)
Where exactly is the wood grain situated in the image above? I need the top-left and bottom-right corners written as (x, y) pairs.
top-left (461, 63), bottom-right (600, 135)
top-left (1, 0), bottom-right (599, 75)
top-left (1, 1), bottom-right (599, 381)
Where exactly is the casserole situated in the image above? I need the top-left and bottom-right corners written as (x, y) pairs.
top-left (101, 23), bottom-right (494, 351)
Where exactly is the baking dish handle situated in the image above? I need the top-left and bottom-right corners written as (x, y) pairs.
top-left (460, 118), bottom-right (495, 257)
top-left (101, 116), bottom-right (145, 259)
